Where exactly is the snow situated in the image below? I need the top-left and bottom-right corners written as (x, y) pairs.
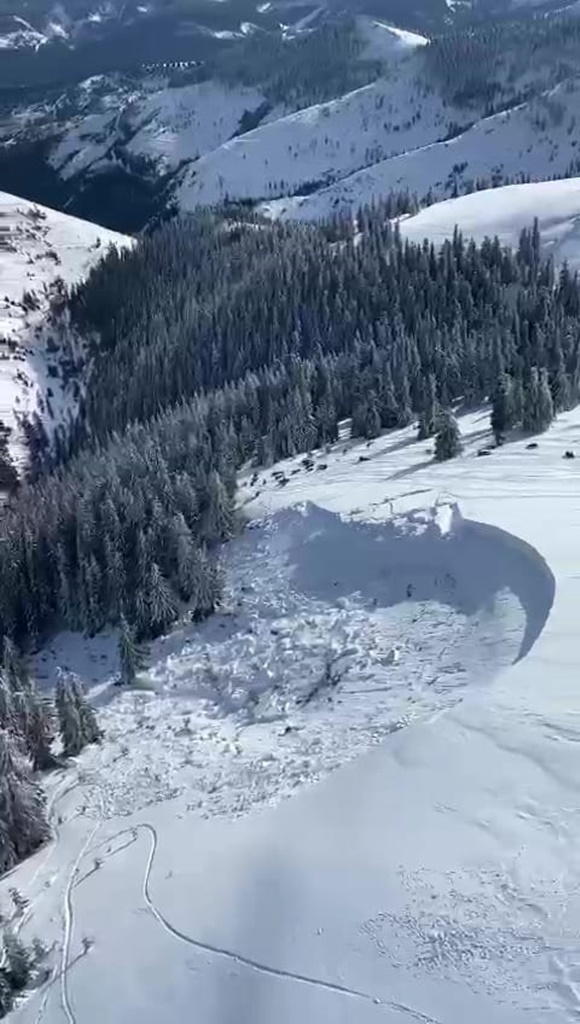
top-left (357, 17), bottom-right (429, 59)
top-left (264, 81), bottom-right (580, 221)
top-left (50, 80), bottom-right (269, 179)
top-left (8, 401), bottom-right (580, 1022)
top-left (0, 16), bottom-right (48, 50)
top-left (0, 192), bottom-right (131, 466)
top-left (176, 62), bottom-right (459, 209)
top-left (125, 81), bottom-right (268, 172)
top-left (398, 177), bottom-right (580, 272)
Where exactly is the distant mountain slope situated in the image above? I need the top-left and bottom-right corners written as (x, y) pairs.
top-left (5, 7), bottom-right (580, 231)
top-left (50, 79), bottom-right (271, 181)
top-left (0, 191), bottom-right (131, 468)
top-left (262, 79), bottom-right (580, 221)
top-left (396, 177), bottom-right (580, 271)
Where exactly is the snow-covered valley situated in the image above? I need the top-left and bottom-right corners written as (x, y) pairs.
top-left (6, 403), bottom-right (580, 1024)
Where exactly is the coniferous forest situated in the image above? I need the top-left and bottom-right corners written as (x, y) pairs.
top-left (0, 196), bottom-right (578, 892)
top-left (6, 202), bottom-right (580, 656)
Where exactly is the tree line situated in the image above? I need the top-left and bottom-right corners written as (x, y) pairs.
top-left (1, 204), bottom-right (575, 659)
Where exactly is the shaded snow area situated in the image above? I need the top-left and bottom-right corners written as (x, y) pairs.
top-left (33, 499), bottom-right (550, 820)
top-left (12, 405), bottom-right (580, 1024)
top-left (0, 192), bottom-right (131, 466)
top-left (397, 177), bottom-right (580, 272)
top-left (50, 80), bottom-right (271, 180)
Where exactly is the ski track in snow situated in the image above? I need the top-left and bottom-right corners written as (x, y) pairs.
top-left (13, 406), bottom-right (579, 1023)
top-left (64, 818), bottom-right (442, 1023)
top-left (59, 792), bottom-right (103, 1024)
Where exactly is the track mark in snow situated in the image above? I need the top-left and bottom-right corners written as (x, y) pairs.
top-left (60, 793), bottom-right (103, 1024)
top-left (133, 822), bottom-right (440, 1022)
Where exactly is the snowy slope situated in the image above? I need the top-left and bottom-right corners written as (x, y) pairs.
top-left (357, 17), bottom-right (429, 59)
top-left (0, 192), bottom-right (131, 467)
top-left (8, 404), bottom-right (580, 1022)
top-left (175, 60), bottom-right (460, 209)
top-left (51, 79), bottom-right (270, 179)
top-left (124, 81), bottom-right (270, 171)
top-left (263, 80), bottom-right (580, 220)
top-left (398, 177), bottom-right (580, 271)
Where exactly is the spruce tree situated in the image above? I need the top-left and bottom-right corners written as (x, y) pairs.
top-left (146, 563), bottom-right (178, 637)
top-left (69, 678), bottom-right (102, 746)
top-left (55, 671), bottom-right (83, 757)
top-left (434, 410), bottom-right (462, 461)
top-left (117, 614), bottom-right (148, 687)
top-left (0, 731), bottom-right (49, 870)
top-left (537, 367), bottom-right (555, 430)
top-left (3, 931), bottom-right (31, 991)
top-left (417, 374), bottom-right (438, 440)
top-left (491, 373), bottom-right (516, 445)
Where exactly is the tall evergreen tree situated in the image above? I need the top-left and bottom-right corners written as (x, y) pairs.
top-left (434, 410), bottom-right (462, 461)
top-left (55, 671), bottom-right (101, 756)
top-left (117, 615), bottom-right (148, 687)
top-left (490, 373), bottom-right (516, 445)
top-left (0, 730), bottom-right (49, 872)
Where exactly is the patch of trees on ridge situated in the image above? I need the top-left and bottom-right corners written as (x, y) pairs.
top-left (5, 201), bottom-right (580, 666)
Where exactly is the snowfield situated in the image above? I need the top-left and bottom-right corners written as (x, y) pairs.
top-left (0, 192), bottom-right (131, 466)
top-left (50, 80), bottom-right (271, 180)
top-left (7, 401), bottom-right (580, 1023)
top-left (397, 177), bottom-right (580, 271)
top-left (263, 81), bottom-right (580, 221)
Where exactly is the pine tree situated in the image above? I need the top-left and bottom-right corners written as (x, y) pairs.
top-left (3, 931), bottom-right (31, 991)
top-left (417, 374), bottom-right (438, 440)
top-left (0, 967), bottom-right (12, 1017)
top-left (0, 677), bottom-right (13, 733)
top-left (0, 731), bottom-right (49, 870)
top-left (117, 614), bottom-right (148, 687)
top-left (434, 410), bottom-right (462, 461)
top-left (490, 373), bottom-right (516, 445)
top-left (146, 563), bottom-right (178, 637)
top-left (523, 367), bottom-right (554, 433)
top-left (69, 678), bottom-right (102, 746)
top-left (25, 693), bottom-right (57, 772)
top-left (2, 639), bottom-right (30, 697)
top-left (55, 671), bottom-right (84, 757)
top-left (537, 367), bottom-right (555, 430)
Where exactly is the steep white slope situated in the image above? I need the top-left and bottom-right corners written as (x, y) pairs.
top-left (125, 81), bottom-right (269, 170)
top-left (50, 79), bottom-right (270, 180)
top-left (0, 192), bottom-right (131, 467)
top-left (398, 177), bottom-right (580, 270)
top-left (357, 17), bottom-right (429, 59)
top-left (176, 60), bottom-right (461, 208)
top-left (264, 81), bottom-right (580, 220)
top-left (8, 404), bottom-right (580, 1023)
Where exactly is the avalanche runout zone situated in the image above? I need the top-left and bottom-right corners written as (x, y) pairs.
top-left (70, 500), bottom-right (555, 823)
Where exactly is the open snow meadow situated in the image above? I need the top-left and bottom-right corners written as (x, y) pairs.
top-left (5, 402), bottom-right (580, 1023)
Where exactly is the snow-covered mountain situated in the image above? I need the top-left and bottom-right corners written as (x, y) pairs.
top-left (262, 79), bottom-right (580, 221)
top-left (0, 191), bottom-right (131, 468)
top-left (5, 5), bottom-right (580, 232)
top-left (7, 399), bottom-right (580, 1024)
top-left (397, 176), bottom-right (580, 271)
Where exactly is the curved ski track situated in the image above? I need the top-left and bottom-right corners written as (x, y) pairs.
top-left (72, 820), bottom-right (442, 1023)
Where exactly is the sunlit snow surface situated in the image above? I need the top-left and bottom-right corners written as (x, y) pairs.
top-left (10, 406), bottom-right (580, 1024)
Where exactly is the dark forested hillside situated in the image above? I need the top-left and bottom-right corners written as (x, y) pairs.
top-left (4, 203), bottom-right (580, 654)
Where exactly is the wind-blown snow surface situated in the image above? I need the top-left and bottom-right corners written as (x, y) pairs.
top-left (10, 406), bottom-right (580, 1023)
top-left (397, 177), bottom-right (580, 271)
top-left (0, 192), bottom-right (131, 465)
